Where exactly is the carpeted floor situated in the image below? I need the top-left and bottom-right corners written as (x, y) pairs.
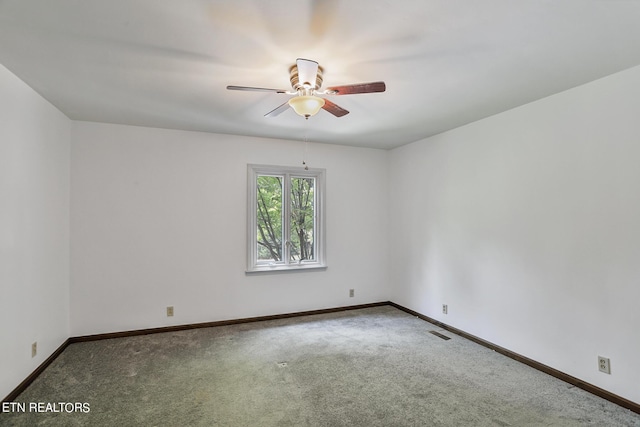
top-left (2, 306), bottom-right (639, 426)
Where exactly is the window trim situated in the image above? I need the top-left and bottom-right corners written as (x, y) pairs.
top-left (246, 164), bottom-right (326, 273)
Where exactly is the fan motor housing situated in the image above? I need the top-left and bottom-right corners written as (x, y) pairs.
top-left (290, 64), bottom-right (324, 91)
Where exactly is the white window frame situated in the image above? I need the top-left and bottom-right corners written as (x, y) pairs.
top-left (247, 164), bottom-right (326, 273)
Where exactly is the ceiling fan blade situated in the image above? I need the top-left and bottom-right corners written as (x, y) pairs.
top-left (227, 85), bottom-right (288, 93)
top-left (296, 58), bottom-right (319, 87)
top-left (322, 99), bottom-right (349, 117)
top-left (325, 81), bottom-right (386, 95)
top-left (264, 102), bottom-right (291, 118)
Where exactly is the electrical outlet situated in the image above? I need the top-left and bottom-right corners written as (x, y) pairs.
top-left (598, 356), bottom-right (611, 374)
top-left (166, 306), bottom-right (174, 317)
top-left (349, 289), bottom-right (355, 298)
top-left (31, 342), bottom-right (37, 358)
top-left (442, 304), bottom-right (448, 315)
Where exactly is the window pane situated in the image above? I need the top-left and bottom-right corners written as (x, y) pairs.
top-left (290, 177), bottom-right (315, 262)
top-left (256, 175), bottom-right (283, 262)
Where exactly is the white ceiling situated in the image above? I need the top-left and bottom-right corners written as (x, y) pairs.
top-left (2, 1), bottom-right (640, 150)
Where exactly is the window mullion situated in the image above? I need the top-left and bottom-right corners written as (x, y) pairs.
top-left (283, 172), bottom-right (291, 265)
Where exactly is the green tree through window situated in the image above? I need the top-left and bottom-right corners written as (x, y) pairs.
top-left (257, 175), bottom-right (283, 261)
top-left (289, 177), bottom-right (314, 262)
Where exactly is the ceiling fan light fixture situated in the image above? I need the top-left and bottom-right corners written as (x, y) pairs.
top-left (288, 96), bottom-right (325, 119)
top-left (228, 58), bottom-right (384, 119)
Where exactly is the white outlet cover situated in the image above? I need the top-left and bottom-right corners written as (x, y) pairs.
top-left (598, 356), bottom-right (611, 374)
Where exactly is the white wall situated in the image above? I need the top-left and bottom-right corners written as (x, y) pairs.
top-left (389, 65), bottom-right (640, 403)
top-left (0, 65), bottom-right (71, 399)
top-left (70, 122), bottom-right (390, 336)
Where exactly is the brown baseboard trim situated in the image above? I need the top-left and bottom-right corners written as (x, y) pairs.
top-left (388, 302), bottom-right (640, 415)
top-left (2, 338), bottom-right (71, 403)
top-left (69, 301), bottom-right (390, 343)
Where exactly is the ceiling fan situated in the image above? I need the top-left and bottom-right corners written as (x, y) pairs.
top-left (227, 58), bottom-right (386, 119)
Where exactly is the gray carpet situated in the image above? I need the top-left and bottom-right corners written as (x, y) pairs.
top-left (2, 306), bottom-right (639, 426)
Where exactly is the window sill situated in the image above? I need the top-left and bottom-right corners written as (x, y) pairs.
top-left (245, 264), bottom-right (327, 275)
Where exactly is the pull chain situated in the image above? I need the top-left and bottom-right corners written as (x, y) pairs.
top-left (303, 134), bottom-right (309, 170)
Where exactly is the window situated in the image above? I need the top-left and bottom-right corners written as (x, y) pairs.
top-left (247, 164), bottom-right (326, 273)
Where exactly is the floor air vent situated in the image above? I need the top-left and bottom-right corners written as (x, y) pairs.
top-left (429, 331), bottom-right (451, 340)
